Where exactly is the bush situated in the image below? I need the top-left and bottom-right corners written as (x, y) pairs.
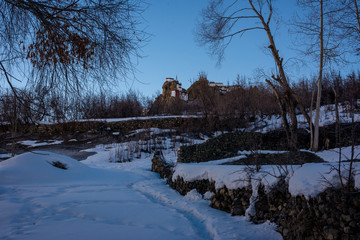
top-left (49, 161), bottom-right (68, 170)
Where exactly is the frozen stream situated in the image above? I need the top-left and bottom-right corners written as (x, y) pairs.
top-left (0, 148), bottom-right (282, 240)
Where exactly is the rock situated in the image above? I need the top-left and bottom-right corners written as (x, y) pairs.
top-left (341, 214), bottom-right (351, 222)
top-left (289, 210), bottom-right (296, 216)
top-left (349, 221), bottom-right (356, 228)
top-left (269, 206), bottom-right (277, 211)
top-left (214, 201), bottom-right (221, 209)
top-left (340, 221), bottom-right (345, 228)
top-left (219, 188), bottom-right (226, 195)
top-left (231, 206), bottom-right (245, 216)
top-left (327, 218), bottom-right (334, 225)
top-left (348, 207), bottom-right (356, 216)
top-left (323, 227), bottom-right (339, 240)
top-left (282, 228), bottom-right (289, 237)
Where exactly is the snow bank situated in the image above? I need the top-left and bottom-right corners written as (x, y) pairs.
top-left (173, 164), bottom-right (249, 190)
top-left (249, 103), bottom-right (360, 133)
top-left (173, 164), bottom-right (290, 192)
top-left (289, 162), bottom-right (360, 199)
top-left (0, 151), bottom-right (129, 185)
top-left (288, 163), bottom-right (338, 198)
top-left (0, 151), bottom-right (282, 240)
top-left (314, 145), bottom-right (360, 163)
top-left (18, 140), bottom-right (63, 147)
top-left (173, 161), bottom-right (360, 199)
top-left (37, 115), bottom-right (200, 124)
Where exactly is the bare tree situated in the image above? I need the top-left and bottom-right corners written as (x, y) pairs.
top-left (294, 0), bottom-right (346, 151)
top-left (196, 0), bottom-right (313, 150)
top-left (337, 0), bottom-right (360, 55)
top-left (0, 0), bottom-right (147, 94)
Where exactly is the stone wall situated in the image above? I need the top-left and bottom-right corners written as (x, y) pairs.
top-left (177, 130), bottom-right (310, 163)
top-left (152, 151), bottom-right (251, 216)
top-left (254, 183), bottom-right (360, 240)
top-left (151, 152), bottom-right (360, 239)
top-left (2, 117), bottom-right (206, 137)
top-left (177, 131), bottom-right (261, 163)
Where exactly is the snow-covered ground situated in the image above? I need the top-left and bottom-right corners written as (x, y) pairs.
top-left (2, 138), bottom-right (358, 240)
top-left (17, 140), bottom-right (64, 148)
top-left (172, 145), bottom-right (360, 200)
top-left (32, 115), bottom-right (201, 125)
top-left (0, 149), bottom-right (282, 240)
top-left (249, 103), bottom-right (360, 133)
top-left (1, 103), bottom-right (360, 239)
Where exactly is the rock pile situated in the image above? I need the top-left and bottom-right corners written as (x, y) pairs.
top-left (255, 183), bottom-right (360, 239)
top-left (210, 186), bottom-right (252, 216)
top-left (152, 152), bottom-right (360, 239)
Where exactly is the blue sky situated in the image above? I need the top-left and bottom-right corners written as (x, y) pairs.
top-left (123, 0), bottom-right (303, 97)
top-left (4, 1), bottom-right (359, 97)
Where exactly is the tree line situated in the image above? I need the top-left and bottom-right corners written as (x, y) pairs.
top-left (0, 89), bottom-right (152, 124)
top-left (2, 70), bottom-right (359, 125)
top-left (150, 71), bottom-right (360, 120)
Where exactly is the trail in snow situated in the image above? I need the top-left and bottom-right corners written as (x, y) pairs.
top-left (0, 150), bottom-right (282, 240)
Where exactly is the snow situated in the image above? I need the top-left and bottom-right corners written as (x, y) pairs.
top-left (314, 145), bottom-right (360, 163)
top-left (184, 189), bottom-right (203, 201)
top-left (173, 151), bottom-right (360, 200)
top-left (289, 162), bottom-right (360, 199)
top-left (17, 140), bottom-right (63, 147)
top-left (0, 153), bottom-right (12, 159)
top-left (84, 115), bottom-right (200, 123)
top-left (173, 164), bottom-right (250, 190)
top-left (245, 180), bottom-right (261, 220)
top-left (2, 103), bottom-right (360, 239)
top-left (0, 150), bottom-right (282, 240)
top-left (36, 115), bottom-right (200, 125)
top-left (173, 164), bottom-right (292, 192)
top-left (237, 150), bottom-right (289, 155)
top-left (196, 155), bottom-right (247, 165)
top-left (250, 103), bottom-right (360, 133)
top-left (125, 128), bottom-right (176, 137)
top-left (203, 191), bottom-right (215, 200)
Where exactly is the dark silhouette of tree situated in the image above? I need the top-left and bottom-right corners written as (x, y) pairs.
top-left (0, 0), bottom-right (147, 94)
top-left (187, 73), bottom-right (219, 118)
top-left (337, 0), bottom-right (360, 55)
top-left (293, 0), bottom-right (345, 151)
top-left (195, 0), bottom-right (313, 150)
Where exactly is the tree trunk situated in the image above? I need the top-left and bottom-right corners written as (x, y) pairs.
top-left (285, 92), bottom-right (298, 150)
top-left (266, 79), bottom-right (292, 148)
top-left (348, 78), bottom-right (356, 191)
top-left (332, 86), bottom-right (340, 147)
top-left (333, 86), bottom-right (344, 188)
top-left (249, 0), bottom-right (299, 149)
top-left (11, 94), bottom-right (18, 157)
top-left (310, 85), bottom-right (316, 150)
top-left (312, 0), bottom-right (324, 151)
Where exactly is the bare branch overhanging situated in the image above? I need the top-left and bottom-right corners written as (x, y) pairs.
top-left (0, 0), bottom-right (148, 94)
